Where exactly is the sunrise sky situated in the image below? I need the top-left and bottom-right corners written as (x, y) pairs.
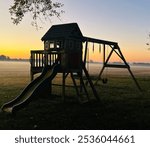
top-left (0, 0), bottom-right (150, 62)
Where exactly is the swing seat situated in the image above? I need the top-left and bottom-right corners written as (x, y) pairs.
top-left (102, 78), bottom-right (108, 84)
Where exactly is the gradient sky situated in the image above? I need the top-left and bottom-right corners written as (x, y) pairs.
top-left (0, 0), bottom-right (150, 62)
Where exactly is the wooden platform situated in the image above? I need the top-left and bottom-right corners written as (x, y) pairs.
top-left (30, 50), bottom-right (60, 80)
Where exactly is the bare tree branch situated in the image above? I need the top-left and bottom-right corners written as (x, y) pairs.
top-left (9, 0), bottom-right (64, 28)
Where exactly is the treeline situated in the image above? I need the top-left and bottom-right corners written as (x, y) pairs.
top-left (0, 55), bottom-right (29, 62)
top-left (0, 55), bottom-right (10, 60)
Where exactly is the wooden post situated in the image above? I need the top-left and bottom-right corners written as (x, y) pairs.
top-left (70, 72), bottom-right (80, 102)
top-left (62, 72), bottom-right (66, 102)
top-left (30, 71), bottom-right (34, 81)
top-left (49, 80), bottom-right (52, 95)
top-left (79, 74), bottom-right (90, 101)
top-left (30, 52), bottom-right (34, 81)
top-left (79, 71), bottom-right (83, 93)
top-left (84, 41), bottom-right (88, 66)
top-left (117, 46), bottom-right (142, 91)
top-left (103, 44), bottom-right (105, 66)
top-left (42, 53), bottom-right (44, 67)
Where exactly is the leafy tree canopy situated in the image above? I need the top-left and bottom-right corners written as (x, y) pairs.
top-left (10, 0), bottom-right (64, 28)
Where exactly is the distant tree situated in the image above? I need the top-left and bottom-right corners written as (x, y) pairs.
top-left (146, 32), bottom-right (150, 50)
top-left (0, 55), bottom-right (9, 60)
top-left (6, 56), bottom-right (10, 60)
top-left (10, 0), bottom-right (64, 28)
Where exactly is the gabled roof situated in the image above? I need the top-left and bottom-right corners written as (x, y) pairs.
top-left (41, 23), bottom-right (83, 41)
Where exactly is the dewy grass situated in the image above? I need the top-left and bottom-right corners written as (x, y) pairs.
top-left (0, 61), bottom-right (150, 129)
top-left (0, 74), bottom-right (150, 129)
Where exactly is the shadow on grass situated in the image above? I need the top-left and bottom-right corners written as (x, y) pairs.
top-left (0, 76), bottom-right (150, 130)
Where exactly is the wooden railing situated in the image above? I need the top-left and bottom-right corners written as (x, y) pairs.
top-left (30, 50), bottom-right (61, 69)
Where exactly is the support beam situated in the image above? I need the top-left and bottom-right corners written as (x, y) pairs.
top-left (70, 72), bottom-right (80, 97)
top-left (95, 44), bottom-right (141, 91)
top-left (113, 49), bottom-right (123, 59)
top-left (82, 63), bottom-right (100, 101)
top-left (95, 66), bottom-right (105, 85)
top-left (127, 68), bottom-right (142, 91)
top-left (83, 41), bottom-right (88, 66)
top-left (30, 71), bottom-right (34, 81)
top-left (103, 44), bottom-right (106, 65)
top-left (84, 36), bottom-right (118, 46)
top-left (78, 74), bottom-right (90, 101)
top-left (105, 64), bottom-right (129, 68)
top-left (62, 72), bottom-right (66, 102)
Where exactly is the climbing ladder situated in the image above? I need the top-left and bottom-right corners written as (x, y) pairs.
top-left (60, 62), bottom-right (100, 103)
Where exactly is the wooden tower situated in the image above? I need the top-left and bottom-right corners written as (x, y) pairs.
top-left (30, 23), bottom-right (100, 102)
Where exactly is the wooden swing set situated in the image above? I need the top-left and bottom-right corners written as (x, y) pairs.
top-left (83, 36), bottom-right (141, 91)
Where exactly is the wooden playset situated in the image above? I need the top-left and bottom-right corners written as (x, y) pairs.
top-left (1, 23), bottom-right (140, 113)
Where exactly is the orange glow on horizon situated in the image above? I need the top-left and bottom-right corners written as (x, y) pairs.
top-left (0, 30), bottom-right (149, 62)
top-left (0, 38), bottom-right (43, 59)
top-left (84, 42), bottom-right (150, 63)
top-left (1, 44), bottom-right (150, 62)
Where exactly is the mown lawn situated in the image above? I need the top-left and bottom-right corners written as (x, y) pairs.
top-left (0, 74), bottom-right (150, 130)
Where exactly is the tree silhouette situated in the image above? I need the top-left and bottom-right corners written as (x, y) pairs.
top-left (10, 0), bottom-right (64, 28)
top-left (146, 33), bottom-right (150, 50)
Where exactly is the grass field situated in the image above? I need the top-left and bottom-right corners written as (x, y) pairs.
top-left (0, 61), bottom-right (150, 130)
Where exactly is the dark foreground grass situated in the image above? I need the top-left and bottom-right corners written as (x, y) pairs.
top-left (0, 75), bottom-right (150, 130)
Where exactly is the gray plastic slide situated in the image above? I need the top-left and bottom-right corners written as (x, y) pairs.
top-left (1, 64), bottom-right (59, 113)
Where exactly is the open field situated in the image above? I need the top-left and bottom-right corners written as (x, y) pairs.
top-left (0, 61), bottom-right (150, 129)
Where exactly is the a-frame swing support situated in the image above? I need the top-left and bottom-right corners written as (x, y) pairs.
top-left (83, 36), bottom-right (141, 91)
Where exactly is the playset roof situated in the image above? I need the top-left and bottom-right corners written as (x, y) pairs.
top-left (41, 23), bottom-right (83, 41)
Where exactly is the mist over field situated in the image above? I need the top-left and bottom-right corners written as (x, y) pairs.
top-left (0, 61), bottom-right (150, 129)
